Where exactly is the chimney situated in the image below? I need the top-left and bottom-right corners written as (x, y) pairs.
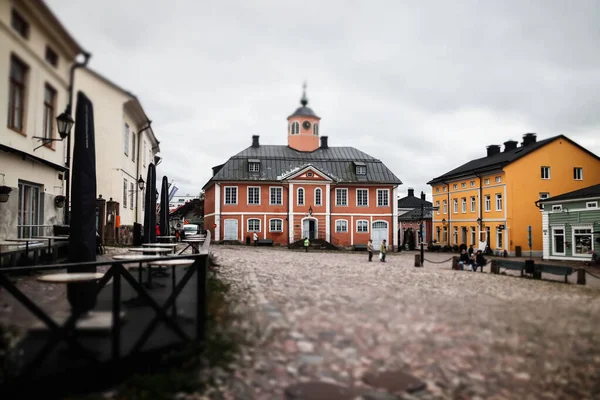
top-left (420, 191), bottom-right (426, 201)
top-left (407, 188), bottom-right (414, 197)
top-left (503, 140), bottom-right (518, 152)
top-left (522, 133), bottom-right (537, 146)
top-left (320, 136), bottom-right (328, 149)
top-left (486, 145), bottom-right (501, 157)
top-left (251, 135), bottom-right (259, 148)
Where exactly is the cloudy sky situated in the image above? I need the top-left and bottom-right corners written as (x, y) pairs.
top-left (46, 0), bottom-right (600, 200)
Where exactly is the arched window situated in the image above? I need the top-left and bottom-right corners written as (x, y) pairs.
top-left (290, 121), bottom-right (300, 135)
top-left (313, 123), bottom-right (319, 135)
top-left (297, 187), bottom-right (305, 206)
top-left (314, 188), bottom-right (322, 206)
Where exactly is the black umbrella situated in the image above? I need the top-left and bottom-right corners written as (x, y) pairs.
top-left (159, 176), bottom-right (169, 237)
top-left (67, 91), bottom-right (97, 313)
top-left (143, 163), bottom-right (157, 243)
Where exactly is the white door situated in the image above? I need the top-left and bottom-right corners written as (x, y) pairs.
top-left (223, 219), bottom-right (238, 240)
top-left (372, 221), bottom-right (388, 250)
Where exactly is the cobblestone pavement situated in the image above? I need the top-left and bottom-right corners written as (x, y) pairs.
top-left (209, 246), bottom-right (600, 400)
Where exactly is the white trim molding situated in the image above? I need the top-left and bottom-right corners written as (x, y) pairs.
top-left (325, 183), bottom-right (331, 242)
top-left (215, 183), bottom-right (221, 241)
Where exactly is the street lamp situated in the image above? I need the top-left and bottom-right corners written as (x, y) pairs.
top-left (31, 111), bottom-right (75, 151)
top-left (307, 206), bottom-right (313, 216)
top-left (137, 175), bottom-right (145, 191)
top-left (418, 203), bottom-right (439, 267)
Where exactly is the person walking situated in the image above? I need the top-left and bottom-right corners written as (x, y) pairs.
top-left (304, 237), bottom-right (310, 252)
top-left (253, 232), bottom-right (258, 246)
top-left (380, 239), bottom-right (387, 262)
top-left (367, 239), bottom-right (374, 261)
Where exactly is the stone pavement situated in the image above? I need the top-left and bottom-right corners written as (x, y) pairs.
top-left (207, 246), bottom-right (600, 400)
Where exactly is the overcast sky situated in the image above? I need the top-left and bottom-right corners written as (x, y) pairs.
top-left (46, 0), bottom-right (600, 200)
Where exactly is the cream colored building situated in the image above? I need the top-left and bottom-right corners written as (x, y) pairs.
top-left (73, 68), bottom-right (161, 231)
top-left (0, 0), bottom-right (84, 239)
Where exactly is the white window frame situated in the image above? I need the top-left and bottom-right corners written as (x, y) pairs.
top-left (247, 218), bottom-right (261, 232)
top-left (461, 197), bottom-right (466, 213)
top-left (123, 178), bottom-right (127, 206)
top-left (484, 195), bottom-right (491, 212)
top-left (335, 219), bottom-right (348, 233)
top-left (484, 178), bottom-right (490, 185)
top-left (124, 123), bottom-right (129, 156)
top-left (130, 182), bottom-right (134, 209)
top-left (269, 218), bottom-right (283, 232)
top-left (574, 167), bottom-right (583, 180)
top-left (356, 188), bottom-right (369, 207)
top-left (551, 205), bottom-right (562, 211)
top-left (470, 181), bottom-right (475, 187)
top-left (541, 166), bottom-right (551, 180)
top-left (377, 189), bottom-right (389, 207)
top-left (470, 196), bottom-right (476, 212)
top-left (586, 201), bottom-right (598, 209)
top-left (453, 184), bottom-right (457, 190)
top-left (435, 201), bottom-right (440, 214)
top-left (453, 198), bottom-right (458, 214)
top-left (551, 226), bottom-right (566, 256)
top-left (269, 186), bottom-right (283, 205)
top-left (356, 220), bottom-right (369, 233)
top-left (356, 165), bottom-right (367, 175)
top-left (290, 121), bottom-right (300, 135)
top-left (314, 188), bottom-right (322, 206)
top-left (495, 176), bottom-right (501, 183)
top-left (443, 187), bottom-right (447, 192)
top-left (249, 162), bottom-right (260, 173)
top-left (572, 225), bottom-right (594, 256)
top-left (297, 187), bottom-right (305, 206)
top-left (461, 182), bottom-right (466, 188)
top-left (539, 192), bottom-right (550, 200)
top-left (496, 227), bottom-right (503, 249)
top-left (470, 227), bottom-right (476, 245)
top-left (442, 200), bottom-right (447, 214)
top-left (313, 123), bottom-right (319, 136)
top-left (453, 226), bottom-right (458, 245)
top-left (436, 188), bottom-right (440, 193)
top-left (495, 194), bottom-right (502, 211)
top-left (442, 226), bottom-right (448, 244)
top-left (336, 188), bottom-right (348, 206)
top-left (224, 186), bottom-right (238, 205)
top-left (247, 186), bottom-right (260, 205)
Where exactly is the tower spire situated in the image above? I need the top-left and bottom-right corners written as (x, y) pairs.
top-left (300, 81), bottom-right (308, 107)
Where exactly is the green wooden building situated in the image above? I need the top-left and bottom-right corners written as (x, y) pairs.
top-left (541, 183), bottom-right (600, 261)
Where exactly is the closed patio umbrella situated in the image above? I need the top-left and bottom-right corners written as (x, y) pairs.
top-left (67, 91), bottom-right (97, 313)
top-left (159, 176), bottom-right (169, 237)
top-left (143, 163), bottom-right (157, 243)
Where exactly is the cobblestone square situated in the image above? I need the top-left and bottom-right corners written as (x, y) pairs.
top-left (215, 246), bottom-right (600, 399)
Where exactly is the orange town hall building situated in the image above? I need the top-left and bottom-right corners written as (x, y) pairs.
top-left (203, 89), bottom-right (402, 249)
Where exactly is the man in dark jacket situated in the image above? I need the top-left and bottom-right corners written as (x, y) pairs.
top-left (474, 250), bottom-right (487, 271)
top-left (458, 249), bottom-right (470, 270)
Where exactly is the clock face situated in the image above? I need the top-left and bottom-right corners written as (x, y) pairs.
top-left (302, 121), bottom-right (311, 130)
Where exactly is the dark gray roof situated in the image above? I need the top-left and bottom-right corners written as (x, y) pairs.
top-left (427, 135), bottom-right (600, 184)
top-left (541, 183), bottom-right (600, 203)
top-left (398, 208), bottom-right (432, 221)
top-left (205, 145), bottom-right (402, 186)
top-left (289, 106), bottom-right (319, 119)
top-left (398, 195), bottom-right (432, 208)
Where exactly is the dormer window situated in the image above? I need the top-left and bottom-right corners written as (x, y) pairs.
top-left (354, 162), bottom-right (367, 175)
top-left (248, 159), bottom-right (260, 173)
top-left (313, 123), bottom-right (319, 136)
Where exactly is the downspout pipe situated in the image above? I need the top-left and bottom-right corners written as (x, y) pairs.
top-left (135, 121), bottom-right (152, 223)
top-left (441, 180), bottom-right (450, 245)
top-left (474, 172), bottom-right (484, 243)
top-left (64, 51), bottom-right (92, 225)
top-left (284, 185), bottom-right (290, 245)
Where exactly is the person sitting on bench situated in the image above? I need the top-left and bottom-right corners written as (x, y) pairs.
top-left (457, 249), bottom-right (470, 270)
top-left (474, 250), bottom-right (487, 271)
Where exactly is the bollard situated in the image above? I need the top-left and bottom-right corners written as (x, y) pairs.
top-left (577, 269), bottom-right (586, 285)
top-left (414, 254), bottom-right (421, 267)
top-left (490, 260), bottom-right (498, 274)
top-left (451, 256), bottom-right (459, 270)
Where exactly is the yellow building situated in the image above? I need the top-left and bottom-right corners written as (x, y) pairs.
top-left (428, 133), bottom-right (600, 256)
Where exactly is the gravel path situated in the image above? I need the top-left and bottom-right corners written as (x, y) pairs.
top-left (212, 246), bottom-right (600, 400)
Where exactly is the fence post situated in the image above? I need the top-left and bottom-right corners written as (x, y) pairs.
top-left (451, 256), bottom-right (459, 270)
top-left (577, 269), bottom-right (586, 285)
top-left (414, 254), bottom-right (421, 267)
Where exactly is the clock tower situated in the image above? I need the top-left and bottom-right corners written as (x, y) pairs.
top-left (287, 83), bottom-right (321, 152)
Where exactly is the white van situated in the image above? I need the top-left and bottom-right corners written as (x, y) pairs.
top-left (182, 224), bottom-right (199, 236)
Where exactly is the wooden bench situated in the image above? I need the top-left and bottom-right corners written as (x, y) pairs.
top-left (256, 239), bottom-right (274, 246)
top-left (353, 244), bottom-right (368, 251)
top-left (538, 264), bottom-right (573, 283)
top-left (492, 259), bottom-right (525, 276)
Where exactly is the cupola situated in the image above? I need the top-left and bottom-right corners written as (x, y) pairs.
top-left (287, 83), bottom-right (321, 152)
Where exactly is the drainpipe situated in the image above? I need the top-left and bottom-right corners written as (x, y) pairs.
top-left (63, 51), bottom-right (91, 225)
top-left (135, 121), bottom-right (152, 223)
top-left (442, 180), bottom-right (450, 245)
top-left (474, 172), bottom-right (483, 242)
top-left (284, 185), bottom-right (290, 245)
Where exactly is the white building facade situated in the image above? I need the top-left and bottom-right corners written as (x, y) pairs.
top-left (0, 0), bottom-right (84, 239)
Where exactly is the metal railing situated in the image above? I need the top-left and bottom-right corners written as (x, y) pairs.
top-left (16, 225), bottom-right (54, 239)
top-left (0, 232), bottom-right (211, 394)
